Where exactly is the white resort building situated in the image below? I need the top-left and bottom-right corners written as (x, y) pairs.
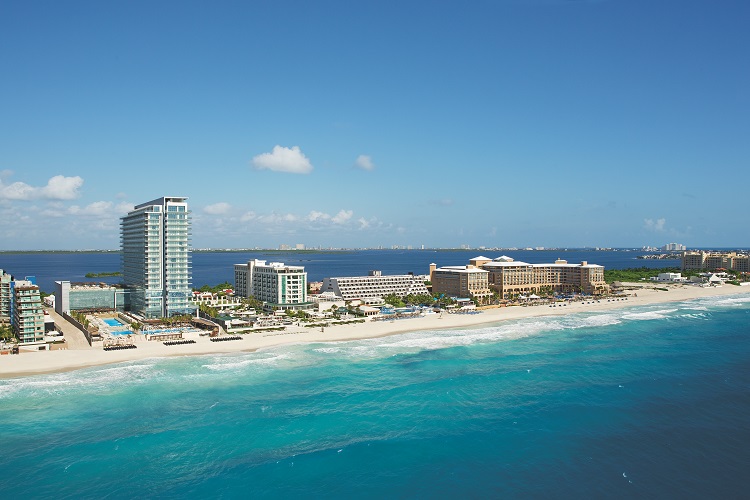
top-left (234, 259), bottom-right (309, 312)
top-left (121, 196), bottom-right (193, 319)
top-left (319, 270), bottom-right (430, 302)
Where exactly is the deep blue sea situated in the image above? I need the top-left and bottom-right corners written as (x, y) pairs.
top-left (1, 294), bottom-right (749, 498)
top-left (0, 249), bottom-right (678, 293)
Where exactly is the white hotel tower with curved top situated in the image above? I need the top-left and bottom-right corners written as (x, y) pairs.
top-left (121, 196), bottom-right (193, 319)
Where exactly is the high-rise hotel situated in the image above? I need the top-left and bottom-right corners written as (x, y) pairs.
top-left (121, 197), bottom-right (193, 319)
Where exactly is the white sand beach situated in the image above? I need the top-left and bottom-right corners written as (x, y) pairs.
top-left (2, 283), bottom-right (749, 379)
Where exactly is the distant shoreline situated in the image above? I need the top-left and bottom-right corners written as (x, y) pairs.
top-left (1, 247), bottom-right (746, 255)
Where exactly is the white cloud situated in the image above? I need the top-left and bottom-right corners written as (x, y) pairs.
top-left (332, 210), bottom-right (353, 224)
top-left (115, 202), bottom-right (135, 214)
top-left (355, 154), bottom-right (375, 171)
top-left (0, 174), bottom-right (83, 200)
top-left (42, 175), bottom-right (84, 199)
top-left (68, 201), bottom-right (113, 216)
top-left (307, 210), bottom-right (331, 222)
top-left (644, 218), bottom-right (666, 232)
top-left (204, 202), bottom-right (231, 215)
top-left (251, 145), bottom-right (313, 174)
top-left (240, 211), bottom-right (257, 222)
top-left (358, 217), bottom-right (370, 229)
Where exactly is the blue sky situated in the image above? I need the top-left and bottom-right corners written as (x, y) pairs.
top-left (1, 0), bottom-right (748, 250)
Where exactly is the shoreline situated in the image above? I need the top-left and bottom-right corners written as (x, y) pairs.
top-left (2, 283), bottom-right (749, 379)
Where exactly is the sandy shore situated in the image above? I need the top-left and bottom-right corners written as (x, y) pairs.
top-left (2, 283), bottom-right (749, 379)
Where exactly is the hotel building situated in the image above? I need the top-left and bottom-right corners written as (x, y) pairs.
top-left (10, 278), bottom-right (45, 345)
top-left (319, 271), bottom-right (430, 302)
top-left (430, 256), bottom-right (608, 300)
top-left (54, 281), bottom-right (131, 315)
top-left (429, 264), bottom-right (492, 300)
top-left (0, 269), bottom-right (12, 322)
top-left (121, 196), bottom-right (192, 319)
top-left (681, 251), bottom-right (750, 272)
top-left (234, 259), bottom-right (308, 311)
top-left (473, 256), bottom-right (608, 298)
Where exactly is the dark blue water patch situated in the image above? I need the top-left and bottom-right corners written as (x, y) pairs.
top-left (1, 249), bottom-right (678, 292)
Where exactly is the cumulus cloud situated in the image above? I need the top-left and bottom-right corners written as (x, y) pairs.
top-left (332, 210), bottom-right (353, 224)
top-left (307, 211), bottom-right (331, 222)
top-left (355, 155), bottom-right (375, 171)
top-left (644, 218), bottom-right (666, 232)
top-left (358, 217), bottom-right (370, 229)
top-left (0, 174), bottom-right (84, 200)
top-left (204, 202), bottom-right (231, 215)
top-left (251, 145), bottom-right (313, 174)
top-left (68, 201), bottom-right (114, 216)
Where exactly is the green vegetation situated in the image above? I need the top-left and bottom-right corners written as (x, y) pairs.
top-left (71, 311), bottom-right (91, 330)
top-left (194, 282), bottom-right (234, 294)
top-left (160, 314), bottom-right (194, 325)
top-left (198, 303), bottom-right (220, 318)
top-left (0, 324), bottom-right (16, 343)
top-left (85, 271), bottom-right (122, 278)
top-left (604, 267), bottom-right (696, 283)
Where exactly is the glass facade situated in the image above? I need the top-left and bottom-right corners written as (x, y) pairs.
top-left (121, 197), bottom-right (192, 319)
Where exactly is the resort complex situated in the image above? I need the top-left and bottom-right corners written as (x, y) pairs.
top-left (2, 196), bottom-right (749, 367)
top-left (681, 251), bottom-right (750, 272)
top-left (430, 256), bottom-right (609, 300)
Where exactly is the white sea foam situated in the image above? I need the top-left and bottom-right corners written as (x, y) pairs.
top-left (622, 308), bottom-right (678, 321)
top-left (0, 360), bottom-right (162, 400)
top-left (564, 313), bottom-right (622, 329)
top-left (200, 352), bottom-right (293, 372)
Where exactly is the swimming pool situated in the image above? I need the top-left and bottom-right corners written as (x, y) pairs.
top-left (110, 330), bottom-right (134, 336)
top-left (103, 318), bottom-right (125, 327)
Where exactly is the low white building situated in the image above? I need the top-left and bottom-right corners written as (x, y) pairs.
top-left (651, 272), bottom-right (686, 282)
top-left (320, 270), bottom-right (429, 301)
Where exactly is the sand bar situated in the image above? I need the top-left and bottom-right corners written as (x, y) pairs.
top-left (2, 283), bottom-right (749, 379)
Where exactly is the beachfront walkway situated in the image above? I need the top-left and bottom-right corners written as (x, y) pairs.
top-left (44, 307), bottom-right (92, 350)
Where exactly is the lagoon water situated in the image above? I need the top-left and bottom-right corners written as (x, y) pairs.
top-left (2, 294), bottom-right (749, 497)
top-left (0, 249), bottom-right (678, 293)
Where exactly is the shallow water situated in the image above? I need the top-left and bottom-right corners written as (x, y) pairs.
top-left (2, 295), bottom-right (749, 498)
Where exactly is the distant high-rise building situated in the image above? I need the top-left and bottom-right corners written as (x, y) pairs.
top-left (662, 243), bottom-right (686, 251)
top-left (121, 197), bottom-right (192, 319)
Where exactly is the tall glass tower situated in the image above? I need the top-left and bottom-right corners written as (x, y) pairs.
top-left (121, 197), bottom-right (192, 319)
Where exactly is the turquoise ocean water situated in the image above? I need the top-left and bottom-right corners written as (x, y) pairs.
top-left (2, 294), bottom-right (749, 498)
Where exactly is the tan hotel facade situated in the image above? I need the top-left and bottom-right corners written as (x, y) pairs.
top-left (430, 256), bottom-right (608, 300)
top-left (681, 251), bottom-right (750, 272)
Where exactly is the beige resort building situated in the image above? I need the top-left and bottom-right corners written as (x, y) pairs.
top-left (430, 256), bottom-right (608, 300)
top-left (681, 251), bottom-right (749, 272)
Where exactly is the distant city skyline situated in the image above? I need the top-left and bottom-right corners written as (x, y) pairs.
top-left (1, 0), bottom-right (748, 250)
